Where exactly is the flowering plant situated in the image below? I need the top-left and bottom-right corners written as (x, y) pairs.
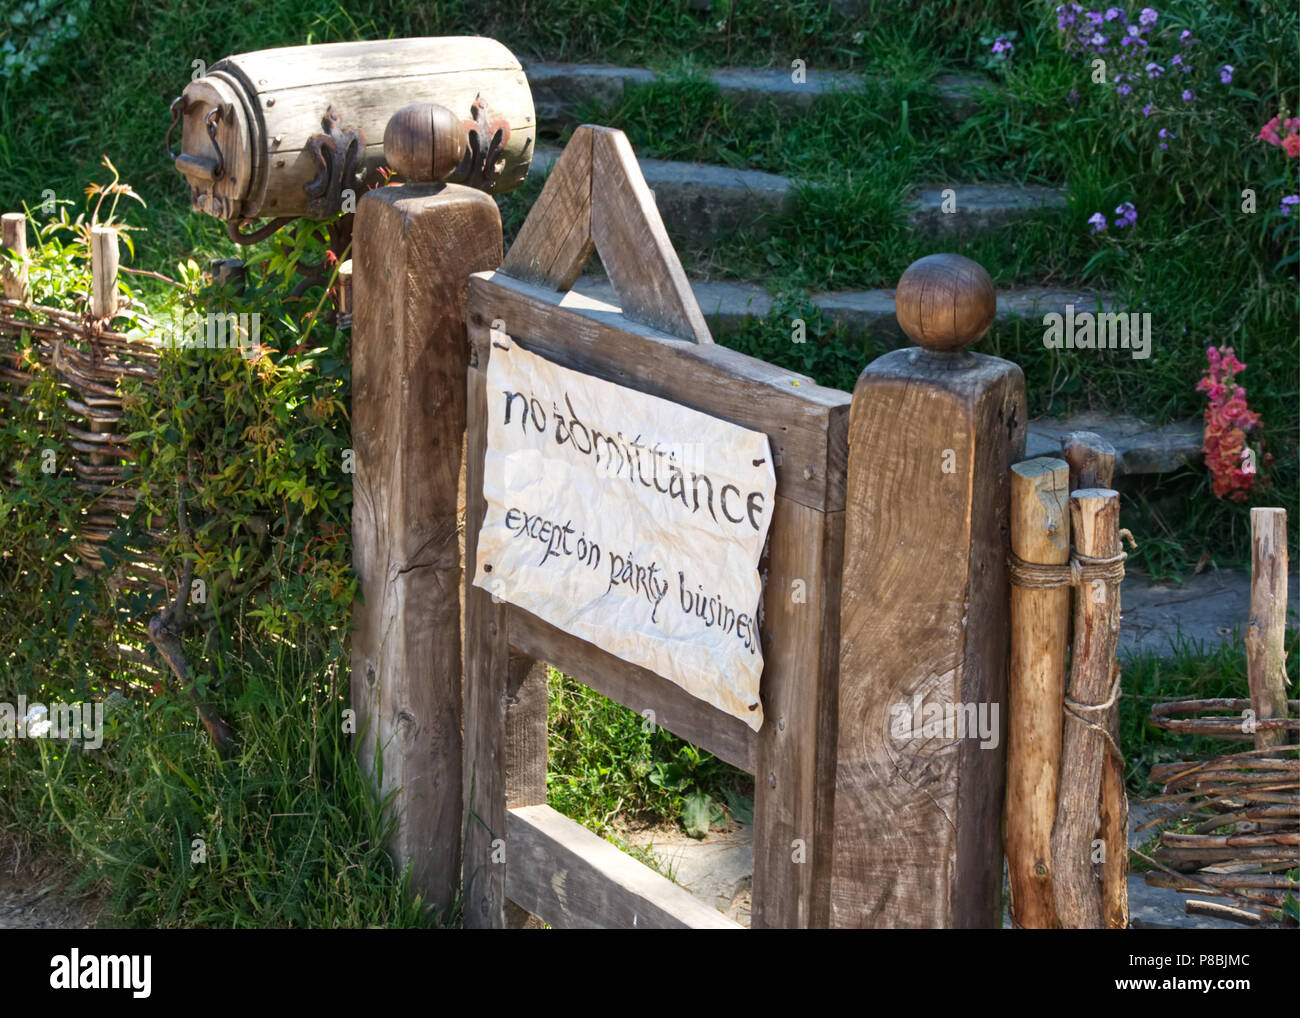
top-left (1052, 5), bottom-right (1230, 164)
top-left (1194, 345), bottom-right (1268, 502)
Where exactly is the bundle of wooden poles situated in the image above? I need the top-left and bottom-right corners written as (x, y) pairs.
top-left (1136, 507), bottom-right (1298, 927)
top-left (1005, 432), bottom-right (1132, 928)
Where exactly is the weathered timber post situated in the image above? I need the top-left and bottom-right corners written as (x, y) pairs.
top-left (207, 257), bottom-right (247, 293)
top-left (832, 253), bottom-right (1025, 927)
top-left (1063, 432), bottom-right (1128, 929)
top-left (1005, 456), bottom-right (1070, 928)
top-left (90, 225), bottom-right (119, 320)
top-left (350, 104), bottom-right (504, 917)
top-left (2, 213), bottom-right (29, 300)
top-left (1052, 488), bottom-right (1122, 928)
top-left (1246, 507), bottom-right (1290, 751)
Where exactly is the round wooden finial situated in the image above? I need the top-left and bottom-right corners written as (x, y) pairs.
top-left (383, 103), bottom-right (466, 183)
top-left (894, 253), bottom-right (996, 353)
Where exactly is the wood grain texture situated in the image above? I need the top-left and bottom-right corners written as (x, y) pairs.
top-left (588, 127), bottom-right (711, 343)
top-left (505, 804), bottom-right (743, 928)
top-left (2, 213), bottom-right (29, 301)
top-left (1247, 507), bottom-right (1291, 751)
top-left (831, 345), bottom-right (1025, 928)
top-left (350, 183), bottom-right (502, 918)
top-left (185, 38), bottom-right (534, 220)
top-left (752, 498), bottom-right (844, 928)
top-left (1051, 489), bottom-right (1120, 929)
top-left (1064, 433), bottom-right (1127, 930)
top-left (89, 227), bottom-right (118, 320)
top-left (1063, 431), bottom-right (1115, 490)
top-left (505, 653), bottom-right (549, 809)
top-left (1005, 456), bottom-right (1070, 929)
top-left (500, 124), bottom-right (595, 290)
top-left (468, 271), bottom-right (851, 512)
top-left (463, 360), bottom-right (514, 929)
top-left (894, 253), bottom-right (996, 353)
top-left (383, 103), bottom-right (466, 183)
top-left (509, 606), bottom-right (756, 773)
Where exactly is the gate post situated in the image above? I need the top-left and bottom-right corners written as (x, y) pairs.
top-left (350, 179), bottom-right (502, 916)
top-left (831, 254), bottom-right (1026, 927)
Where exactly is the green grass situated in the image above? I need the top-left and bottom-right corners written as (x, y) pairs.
top-left (546, 667), bottom-right (753, 841)
top-left (0, 625), bottom-right (436, 927)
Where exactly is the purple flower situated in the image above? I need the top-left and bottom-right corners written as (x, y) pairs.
top-left (1114, 201), bottom-right (1138, 227)
top-left (1067, 87), bottom-right (1081, 105)
top-left (1090, 32), bottom-right (1107, 47)
top-left (1139, 7), bottom-right (1158, 26)
top-left (1182, 89), bottom-right (1195, 101)
top-left (1105, 6), bottom-right (1123, 19)
top-left (1220, 65), bottom-right (1234, 84)
top-left (1117, 83), bottom-right (1132, 97)
top-left (1281, 195), bottom-right (1300, 216)
top-left (1171, 54), bottom-right (1182, 65)
top-left (1141, 102), bottom-right (1153, 116)
top-left (1085, 10), bottom-right (1105, 24)
top-left (1088, 212), bottom-right (1108, 233)
top-left (1146, 61), bottom-right (1164, 78)
top-left (1128, 24), bottom-right (1140, 36)
top-left (1179, 29), bottom-right (1193, 44)
top-left (991, 37), bottom-right (1015, 57)
top-left (1158, 126), bottom-right (1175, 150)
top-left (1056, 2), bottom-right (1082, 29)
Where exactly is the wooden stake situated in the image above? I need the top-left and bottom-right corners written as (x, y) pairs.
top-left (1052, 488), bottom-right (1121, 928)
top-left (89, 228), bottom-right (123, 465)
top-left (90, 226), bottom-right (119, 320)
top-left (2, 213), bottom-right (29, 301)
top-left (1064, 431), bottom-right (1128, 929)
top-left (1005, 457), bottom-right (1070, 928)
top-left (1246, 508), bottom-right (1290, 751)
top-left (208, 257), bottom-right (247, 292)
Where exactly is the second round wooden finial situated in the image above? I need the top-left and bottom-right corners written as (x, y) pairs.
top-left (383, 103), bottom-right (467, 183)
top-left (894, 253), bottom-right (996, 353)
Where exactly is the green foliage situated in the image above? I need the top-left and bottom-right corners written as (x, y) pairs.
top-left (546, 669), bottom-right (752, 840)
top-left (1, 0), bottom-right (90, 82)
top-left (0, 170), bottom-right (412, 927)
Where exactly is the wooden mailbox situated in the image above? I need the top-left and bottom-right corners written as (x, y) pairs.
top-left (462, 125), bottom-right (852, 928)
top-left (170, 37), bottom-right (535, 224)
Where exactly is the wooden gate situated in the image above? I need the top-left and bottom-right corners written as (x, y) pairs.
top-left (351, 120), bottom-right (1025, 929)
top-left (462, 126), bottom-right (850, 928)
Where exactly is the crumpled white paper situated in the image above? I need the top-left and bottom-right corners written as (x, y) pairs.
top-left (472, 335), bottom-right (775, 730)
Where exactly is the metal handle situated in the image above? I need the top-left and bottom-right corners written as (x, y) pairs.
top-left (205, 107), bottom-right (226, 180)
top-left (165, 96), bottom-right (185, 160)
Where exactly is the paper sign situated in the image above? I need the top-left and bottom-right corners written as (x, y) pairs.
top-left (472, 334), bottom-right (776, 730)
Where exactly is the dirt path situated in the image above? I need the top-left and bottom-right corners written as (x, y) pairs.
top-left (0, 845), bottom-right (105, 929)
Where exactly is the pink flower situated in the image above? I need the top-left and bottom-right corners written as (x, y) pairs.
top-left (1199, 345), bottom-right (1264, 502)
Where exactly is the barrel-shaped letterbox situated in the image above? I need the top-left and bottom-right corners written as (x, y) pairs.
top-left (168, 36), bottom-right (535, 222)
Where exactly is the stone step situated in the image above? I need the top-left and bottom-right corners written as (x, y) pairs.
top-left (1025, 413), bottom-right (1204, 477)
top-left (572, 277), bottom-right (1196, 477)
top-left (531, 148), bottom-right (1065, 247)
top-left (525, 62), bottom-right (991, 127)
top-left (530, 147), bottom-right (792, 246)
top-left (572, 275), bottom-right (1109, 343)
